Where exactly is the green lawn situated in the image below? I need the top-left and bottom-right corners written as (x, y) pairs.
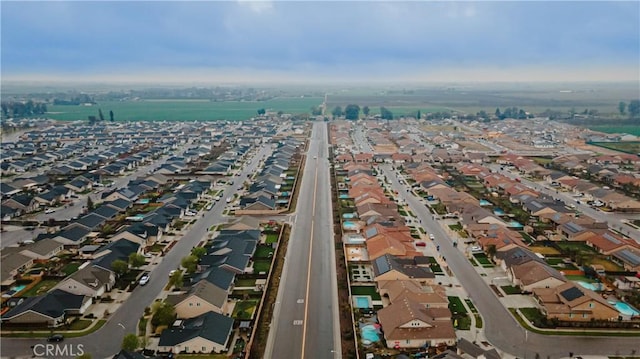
top-left (254, 244), bottom-right (274, 259)
top-left (501, 285), bottom-right (522, 295)
top-left (545, 257), bottom-right (565, 265)
top-left (556, 241), bottom-right (596, 253)
top-left (232, 299), bottom-right (259, 320)
top-left (235, 278), bottom-right (257, 287)
top-left (519, 307), bottom-right (547, 327)
top-left (473, 253), bottom-right (494, 267)
top-left (351, 286), bottom-right (382, 300)
top-left (253, 260), bottom-right (271, 274)
top-left (61, 262), bottom-right (82, 276)
top-left (22, 280), bottom-right (59, 297)
top-left (449, 223), bottom-right (463, 231)
top-left (448, 296), bottom-right (468, 315)
top-left (67, 319), bottom-right (93, 331)
top-left (565, 275), bottom-right (598, 283)
top-left (265, 233), bottom-right (279, 244)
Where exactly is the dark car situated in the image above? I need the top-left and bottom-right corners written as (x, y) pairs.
top-left (47, 334), bottom-right (64, 342)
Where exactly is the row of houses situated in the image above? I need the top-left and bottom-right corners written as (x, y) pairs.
top-left (328, 124), bottom-right (459, 351)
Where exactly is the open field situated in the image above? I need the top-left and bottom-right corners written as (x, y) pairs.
top-left (589, 142), bottom-right (640, 155)
top-left (589, 126), bottom-right (640, 136)
top-left (325, 83), bottom-right (639, 117)
top-left (46, 97), bottom-right (323, 122)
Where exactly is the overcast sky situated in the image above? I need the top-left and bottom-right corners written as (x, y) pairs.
top-left (2, 1), bottom-right (639, 83)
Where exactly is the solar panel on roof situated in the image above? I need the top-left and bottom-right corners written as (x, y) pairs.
top-left (565, 222), bottom-right (584, 233)
top-left (560, 286), bottom-right (584, 302)
top-left (375, 256), bottom-right (390, 274)
top-left (602, 232), bottom-right (621, 244)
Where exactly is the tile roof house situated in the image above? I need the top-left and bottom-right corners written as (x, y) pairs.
top-left (533, 282), bottom-right (620, 322)
top-left (157, 310), bottom-right (234, 354)
top-left (377, 294), bottom-right (456, 349)
top-left (372, 254), bottom-right (435, 285)
top-left (1, 289), bottom-right (91, 327)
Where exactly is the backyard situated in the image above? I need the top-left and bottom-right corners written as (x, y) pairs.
top-left (232, 299), bottom-right (259, 320)
top-left (473, 253), bottom-right (494, 268)
top-left (265, 233), bottom-right (279, 244)
top-left (22, 279), bottom-right (59, 297)
top-left (253, 260), bottom-right (271, 274)
top-left (350, 286), bottom-right (382, 300)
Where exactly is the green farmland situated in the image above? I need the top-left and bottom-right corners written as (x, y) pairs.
top-left (46, 97), bottom-right (323, 122)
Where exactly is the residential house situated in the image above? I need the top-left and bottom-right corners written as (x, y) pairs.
top-left (167, 280), bottom-right (229, 319)
top-left (372, 254), bottom-right (435, 285)
top-left (533, 282), bottom-right (620, 321)
top-left (1, 289), bottom-right (91, 327)
top-left (56, 264), bottom-right (115, 298)
top-left (157, 311), bottom-right (234, 354)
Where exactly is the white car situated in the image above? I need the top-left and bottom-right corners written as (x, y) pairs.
top-left (429, 233), bottom-right (435, 240)
top-left (470, 246), bottom-right (483, 253)
top-left (45, 208), bottom-right (56, 214)
top-left (139, 274), bottom-right (150, 286)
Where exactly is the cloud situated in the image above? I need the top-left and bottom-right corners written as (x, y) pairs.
top-left (1, 1), bottom-right (638, 83)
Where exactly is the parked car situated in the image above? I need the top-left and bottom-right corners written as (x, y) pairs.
top-left (470, 246), bottom-right (483, 253)
top-left (45, 208), bottom-right (56, 214)
top-left (47, 334), bottom-right (64, 342)
top-left (429, 233), bottom-right (435, 240)
top-left (139, 274), bottom-right (150, 286)
top-left (415, 242), bottom-right (426, 247)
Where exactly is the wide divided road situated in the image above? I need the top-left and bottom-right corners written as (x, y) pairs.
top-left (265, 122), bottom-right (341, 359)
top-left (0, 145), bottom-right (272, 359)
top-left (353, 127), bottom-right (640, 358)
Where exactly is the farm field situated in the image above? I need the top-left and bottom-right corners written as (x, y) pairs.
top-left (588, 126), bottom-right (640, 136)
top-left (46, 97), bottom-right (323, 122)
top-left (589, 142), bottom-right (640, 155)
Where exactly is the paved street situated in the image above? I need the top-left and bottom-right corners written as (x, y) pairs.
top-left (353, 127), bottom-right (640, 359)
top-left (489, 164), bottom-right (640, 243)
top-left (266, 122), bottom-right (341, 359)
top-left (0, 144), bottom-right (272, 359)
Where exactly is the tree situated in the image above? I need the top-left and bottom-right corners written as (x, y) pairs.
top-left (128, 253), bottom-right (146, 269)
top-left (331, 106), bottom-right (343, 118)
top-left (619, 101), bottom-right (626, 115)
top-left (98, 108), bottom-right (105, 122)
top-left (257, 108), bottom-right (266, 115)
top-left (86, 196), bottom-right (95, 210)
top-left (310, 106), bottom-right (322, 116)
top-left (121, 333), bottom-right (139, 351)
top-left (362, 106), bottom-right (370, 116)
top-left (380, 106), bottom-right (393, 120)
top-left (181, 255), bottom-right (198, 274)
top-left (109, 110), bottom-right (115, 122)
top-left (168, 270), bottom-right (183, 288)
top-left (628, 100), bottom-right (640, 119)
top-left (495, 107), bottom-right (501, 118)
top-left (111, 259), bottom-right (129, 277)
top-left (344, 104), bottom-right (360, 120)
top-left (191, 246), bottom-right (207, 259)
top-left (151, 302), bottom-right (176, 327)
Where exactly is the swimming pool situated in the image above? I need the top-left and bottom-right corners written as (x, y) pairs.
top-left (353, 295), bottom-right (372, 308)
top-left (2, 284), bottom-right (27, 298)
top-left (361, 324), bottom-right (381, 344)
top-left (574, 281), bottom-right (600, 291)
top-left (493, 208), bottom-right (506, 216)
top-left (609, 301), bottom-right (640, 316)
top-left (479, 199), bottom-right (491, 206)
top-left (339, 194), bottom-right (350, 199)
top-left (507, 221), bottom-right (523, 228)
top-left (343, 221), bottom-right (358, 230)
top-left (343, 213), bottom-right (357, 219)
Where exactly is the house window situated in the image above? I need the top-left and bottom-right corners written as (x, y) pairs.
top-left (569, 313), bottom-right (573, 318)
top-left (582, 314), bottom-right (587, 318)
top-left (589, 303), bottom-right (594, 308)
top-left (189, 303), bottom-right (193, 306)
top-left (197, 302), bottom-right (200, 306)
top-left (202, 346), bottom-right (207, 351)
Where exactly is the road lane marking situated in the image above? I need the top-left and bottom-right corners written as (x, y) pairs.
top-left (301, 136), bottom-right (321, 359)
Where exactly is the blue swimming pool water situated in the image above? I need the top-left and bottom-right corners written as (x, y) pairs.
top-left (479, 199), bottom-right (491, 206)
top-left (493, 208), bottom-right (506, 215)
top-left (11, 284), bottom-right (26, 293)
top-left (611, 301), bottom-right (640, 316)
top-left (354, 296), bottom-right (371, 308)
top-left (575, 281), bottom-right (599, 291)
top-left (343, 221), bottom-right (358, 230)
top-left (507, 221), bottom-right (523, 228)
top-left (361, 324), bottom-right (381, 344)
top-left (343, 213), bottom-right (356, 219)
top-left (339, 194), bottom-right (350, 199)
